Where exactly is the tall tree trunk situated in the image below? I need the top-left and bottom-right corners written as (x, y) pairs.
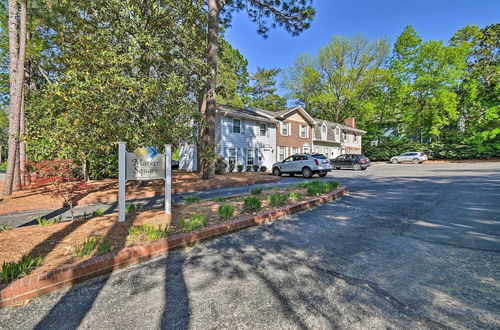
top-left (4, 0), bottom-right (27, 195)
top-left (19, 86), bottom-right (26, 187)
top-left (200, 0), bottom-right (221, 179)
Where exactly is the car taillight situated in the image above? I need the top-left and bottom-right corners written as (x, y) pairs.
top-left (314, 159), bottom-right (319, 166)
top-left (361, 159), bottom-right (366, 163)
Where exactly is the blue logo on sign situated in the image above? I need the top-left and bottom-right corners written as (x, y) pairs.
top-left (134, 146), bottom-right (159, 160)
top-left (146, 146), bottom-right (158, 159)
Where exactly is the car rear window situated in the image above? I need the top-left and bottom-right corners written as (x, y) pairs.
top-left (356, 155), bottom-right (367, 160)
top-left (312, 154), bottom-right (327, 159)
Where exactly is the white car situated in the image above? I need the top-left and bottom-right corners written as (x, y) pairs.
top-left (390, 152), bottom-right (428, 164)
top-left (272, 153), bottom-right (332, 178)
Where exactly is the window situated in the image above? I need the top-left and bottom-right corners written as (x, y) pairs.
top-left (323, 147), bottom-right (329, 155)
top-left (300, 125), bottom-right (307, 138)
top-left (233, 119), bottom-right (241, 133)
top-left (343, 132), bottom-right (347, 140)
top-left (354, 134), bottom-right (358, 142)
top-left (247, 149), bottom-right (253, 165)
top-left (303, 146), bottom-right (310, 154)
top-left (322, 125), bottom-right (327, 133)
top-left (292, 147), bottom-right (299, 155)
top-left (228, 148), bottom-right (236, 165)
top-left (284, 156), bottom-right (294, 162)
top-left (279, 147), bottom-right (287, 161)
top-left (259, 123), bottom-right (267, 137)
top-left (315, 147), bottom-right (320, 153)
top-left (335, 127), bottom-right (340, 136)
top-left (281, 122), bottom-right (290, 136)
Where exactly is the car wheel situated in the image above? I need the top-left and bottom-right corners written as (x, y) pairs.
top-left (391, 158), bottom-right (399, 164)
top-left (353, 164), bottom-right (361, 171)
top-left (302, 167), bottom-right (313, 178)
top-left (318, 172), bottom-right (327, 177)
top-left (412, 158), bottom-right (420, 164)
top-left (272, 167), bottom-right (282, 176)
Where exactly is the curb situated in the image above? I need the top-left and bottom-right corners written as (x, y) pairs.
top-left (0, 186), bottom-right (347, 308)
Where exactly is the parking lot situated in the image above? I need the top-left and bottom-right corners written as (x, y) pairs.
top-left (1, 162), bottom-right (499, 329)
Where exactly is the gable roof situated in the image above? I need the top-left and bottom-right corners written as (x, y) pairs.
top-left (313, 117), bottom-right (366, 134)
top-left (255, 106), bottom-right (316, 125)
top-left (216, 104), bottom-right (277, 123)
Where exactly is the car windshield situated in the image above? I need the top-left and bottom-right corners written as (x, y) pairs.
top-left (312, 154), bottom-right (327, 159)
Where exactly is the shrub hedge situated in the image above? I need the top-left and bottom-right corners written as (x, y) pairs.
top-left (363, 140), bottom-right (499, 161)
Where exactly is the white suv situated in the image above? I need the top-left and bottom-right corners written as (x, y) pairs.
top-left (272, 154), bottom-right (332, 178)
top-left (390, 152), bottom-right (428, 164)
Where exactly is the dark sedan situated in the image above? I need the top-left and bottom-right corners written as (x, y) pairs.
top-left (331, 154), bottom-right (371, 171)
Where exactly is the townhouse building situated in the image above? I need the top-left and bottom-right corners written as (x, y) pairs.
top-left (178, 104), bottom-right (366, 171)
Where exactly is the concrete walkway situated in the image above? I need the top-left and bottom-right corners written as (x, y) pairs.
top-left (0, 176), bottom-right (330, 228)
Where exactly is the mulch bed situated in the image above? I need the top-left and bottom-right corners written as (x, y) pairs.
top-left (0, 183), bottom-right (322, 279)
top-left (0, 172), bottom-right (278, 214)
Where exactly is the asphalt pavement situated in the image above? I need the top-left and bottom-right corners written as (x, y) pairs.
top-left (0, 162), bottom-right (499, 329)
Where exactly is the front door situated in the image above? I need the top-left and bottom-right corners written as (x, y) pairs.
top-left (263, 149), bottom-right (272, 168)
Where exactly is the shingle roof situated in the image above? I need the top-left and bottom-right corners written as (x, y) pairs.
top-left (216, 104), bottom-right (275, 121)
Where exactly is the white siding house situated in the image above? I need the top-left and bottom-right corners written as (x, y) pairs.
top-left (178, 104), bottom-right (277, 171)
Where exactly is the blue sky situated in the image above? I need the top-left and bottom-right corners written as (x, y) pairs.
top-left (225, 0), bottom-right (499, 95)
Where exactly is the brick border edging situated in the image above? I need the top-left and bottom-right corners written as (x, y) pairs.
top-left (0, 186), bottom-right (347, 308)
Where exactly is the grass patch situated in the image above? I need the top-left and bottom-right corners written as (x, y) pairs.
top-left (212, 196), bottom-right (225, 202)
top-left (289, 192), bottom-right (304, 201)
top-left (300, 180), bottom-right (340, 196)
top-left (179, 214), bottom-right (209, 232)
top-left (0, 224), bottom-right (10, 232)
top-left (36, 217), bottom-right (59, 226)
top-left (1, 255), bottom-right (43, 283)
top-left (243, 196), bottom-right (262, 212)
top-left (128, 224), bottom-right (173, 241)
top-left (185, 195), bottom-right (200, 204)
top-left (251, 188), bottom-right (263, 195)
top-left (267, 192), bottom-right (288, 207)
top-left (92, 208), bottom-right (105, 217)
top-left (125, 203), bottom-right (143, 214)
top-left (218, 204), bottom-right (235, 220)
top-left (75, 236), bottom-right (111, 257)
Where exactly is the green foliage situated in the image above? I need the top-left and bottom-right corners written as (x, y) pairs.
top-left (218, 204), bottom-right (235, 220)
top-left (267, 192), bottom-right (288, 207)
top-left (75, 237), bottom-right (111, 257)
top-left (185, 195), bottom-right (200, 204)
top-left (0, 224), bottom-right (10, 232)
top-left (252, 165), bottom-right (260, 172)
top-left (215, 157), bottom-right (228, 174)
top-left (36, 217), bottom-right (59, 226)
top-left (251, 188), bottom-right (262, 195)
top-left (300, 180), bottom-right (339, 196)
top-left (125, 203), bottom-right (143, 214)
top-left (92, 208), bottom-right (105, 217)
top-left (237, 165), bottom-right (244, 172)
top-left (259, 166), bottom-right (267, 172)
top-left (179, 215), bottom-right (208, 232)
top-left (128, 224), bottom-right (172, 241)
top-left (212, 196), bottom-right (226, 202)
top-left (242, 196), bottom-right (262, 212)
top-left (245, 165), bottom-right (252, 172)
top-left (363, 139), bottom-right (499, 161)
top-left (247, 67), bottom-right (287, 110)
top-left (1, 255), bottom-right (43, 283)
top-left (0, 161), bottom-right (6, 171)
top-left (289, 192), bottom-right (304, 201)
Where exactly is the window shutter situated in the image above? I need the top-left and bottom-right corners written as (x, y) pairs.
top-left (241, 120), bottom-right (245, 134)
top-left (288, 123), bottom-right (291, 136)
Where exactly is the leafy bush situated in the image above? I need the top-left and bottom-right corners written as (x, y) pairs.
top-left (267, 193), bottom-right (288, 207)
top-left (300, 180), bottom-right (339, 196)
top-left (0, 224), bottom-right (11, 232)
top-left (251, 188), bottom-right (262, 195)
top-left (243, 196), bottom-right (262, 212)
top-left (185, 195), bottom-right (200, 204)
top-left (363, 139), bottom-right (500, 161)
top-left (212, 196), bottom-right (225, 202)
top-left (179, 214), bottom-right (209, 231)
top-left (289, 192), bottom-right (304, 201)
top-left (92, 208), bottom-right (105, 217)
top-left (1, 255), bottom-right (43, 283)
top-left (215, 157), bottom-right (228, 174)
top-left (245, 165), bottom-right (252, 172)
top-left (259, 166), bottom-right (267, 172)
top-left (237, 165), bottom-right (244, 172)
top-left (218, 204), bottom-right (235, 220)
top-left (252, 165), bottom-right (260, 172)
top-left (125, 203), bottom-right (143, 214)
top-left (37, 217), bottom-right (59, 226)
top-left (75, 236), bottom-right (111, 257)
top-left (128, 224), bottom-right (172, 241)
